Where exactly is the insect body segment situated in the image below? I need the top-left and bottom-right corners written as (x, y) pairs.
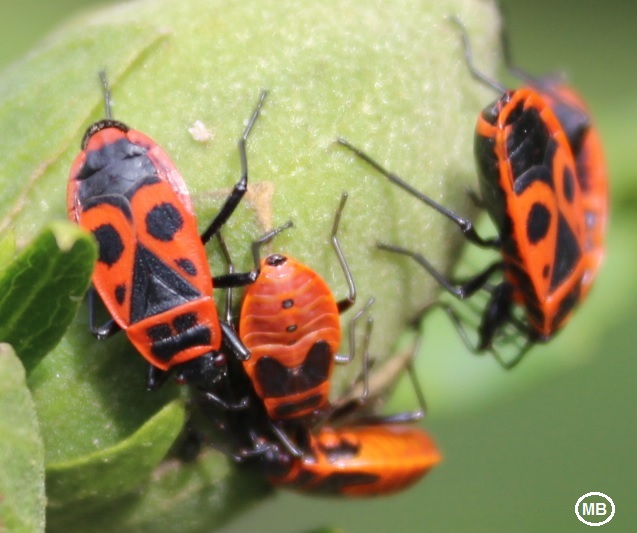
top-left (240, 255), bottom-right (341, 420)
top-left (474, 88), bottom-right (587, 340)
top-left (214, 321), bottom-right (440, 498)
top-left (69, 73), bottom-right (266, 389)
top-left (513, 81), bottom-right (607, 304)
top-left (336, 19), bottom-right (607, 367)
top-left (460, 15), bottom-right (608, 305)
top-left (239, 193), bottom-right (357, 423)
top-left (260, 329), bottom-right (437, 496)
top-left (262, 424), bottom-right (441, 497)
top-left (79, 174), bottom-right (218, 367)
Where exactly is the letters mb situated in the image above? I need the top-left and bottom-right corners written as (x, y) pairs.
top-left (581, 502), bottom-right (608, 517)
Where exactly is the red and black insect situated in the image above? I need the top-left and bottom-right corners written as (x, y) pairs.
top-left (495, 23), bottom-right (608, 302)
top-left (209, 321), bottom-right (437, 497)
top-left (238, 192), bottom-right (360, 424)
top-left (68, 72), bottom-right (265, 389)
top-left (201, 363), bottom-right (439, 498)
top-left (336, 20), bottom-right (607, 367)
top-left (261, 424), bottom-right (441, 497)
top-left (261, 332), bottom-right (435, 496)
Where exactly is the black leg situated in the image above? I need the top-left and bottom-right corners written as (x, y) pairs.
top-left (427, 301), bottom-right (483, 354)
top-left (337, 138), bottom-right (499, 248)
top-left (496, 0), bottom-right (536, 85)
top-left (200, 391), bottom-right (250, 411)
top-left (334, 296), bottom-right (374, 365)
top-left (220, 322), bottom-right (250, 361)
top-left (98, 70), bottom-right (113, 119)
top-left (377, 242), bottom-right (503, 300)
top-left (250, 221), bottom-right (294, 272)
top-left (329, 192), bottom-right (357, 313)
top-left (269, 422), bottom-right (304, 458)
top-left (88, 286), bottom-right (121, 339)
top-left (493, 339), bottom-right (533, 370)
top-left (446, 15), bottom-right (506, 94)
top-left (199, 90), bottom-right (268, 245)
top-left (212, 221), bottom-right (294, 289)
top-left (425, 299), bottom-right (532, 369)
top-left (348, 340), bottom-right (426, 426)
top-left (215, 232), bottom-right (235, 324)
top-left (146, 364), bottom-right (170, 391)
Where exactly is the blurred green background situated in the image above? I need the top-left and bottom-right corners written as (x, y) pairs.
top-left (2, 0), bottom-right (636, 531)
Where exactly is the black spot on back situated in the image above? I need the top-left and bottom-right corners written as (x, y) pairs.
top-left (562, 167), bottom-right (575, 203)
top-left (282, 299), bottom-right (294, 309)
top-left (304, 342), bottom-right (333, 385)
top-left (256, 357), bottom-right (292, 397)
top-left (536, 86), bottom-right (590, 155)
top-left (115, 284), bottom-right (126, 305)
top-left (255, 341), bottom-right (333, 399)
top-left (286, 324), bottom-right (298, 333)
top-left (512, 165), bottom-right (553, 196)
top-left (93, 224), bottom-right (124, 266)
top-left (505, 102), bottom-right (556, 195)
top-left (147, 323), bottom-right (172, 341)
top-left (527, 203), bottom-right (551, 244)
top-left (150, 324), bottom-right (212, 363)
top-left (82, 194), bottom-right (133, 221)
top-left (175, 258), bottom-right (197, 276)
top-left (318, 436), bottom-right (360, 459)
top-left (173, 312), bottom-right (197, 333)
top-left (146, 203), bottom-right (183, 242)
top-left (273, 394), bottom-right (323, 418)
top-left (550, 213), bottom-right (582, 292)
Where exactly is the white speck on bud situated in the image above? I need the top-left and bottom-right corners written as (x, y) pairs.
top-left (188, 120), bottom-right (214, 143)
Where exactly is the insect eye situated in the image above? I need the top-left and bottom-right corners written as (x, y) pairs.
top-left (213, 353), bottom-right (227, 367)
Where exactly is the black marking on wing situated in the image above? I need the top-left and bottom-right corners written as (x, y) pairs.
top-left (130, 244), bottom-right (201, 322)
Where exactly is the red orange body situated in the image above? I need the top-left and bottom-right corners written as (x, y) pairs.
top-left (523, 80), bottom-right (608, 300)
top-left (474, 88), bottom-right (587, 339)
top-left (239, 253), bottom-right (341, 421)
top-left (338, 21), bottom-right (608, 365)
top-left (68, 120), bottom-right (226, 386)
top-left (68, 85), bottom-right (266, 388)
top-left (263, 425), bottom-right (441, 497)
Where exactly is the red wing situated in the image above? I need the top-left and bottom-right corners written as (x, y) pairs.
top-left (79, 195), bottom-right (137, 327)
top-left (128, 177), bottom-right (213, 298)
top-left (497, 90), bottom-right (587, 332)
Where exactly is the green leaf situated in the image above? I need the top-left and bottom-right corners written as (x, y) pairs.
top-left (27, 319), bottom-right (180, 465)
top-left (0, 222), bottom-right (96, 374)
top-left (0, 344), bottom-right (45, 533)
top-left (47, 449), bottom-right (271, 533)
top-left (46, 399), bottom-right (186, 506)
top-left (0, 230), bottom-right (16, 272)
